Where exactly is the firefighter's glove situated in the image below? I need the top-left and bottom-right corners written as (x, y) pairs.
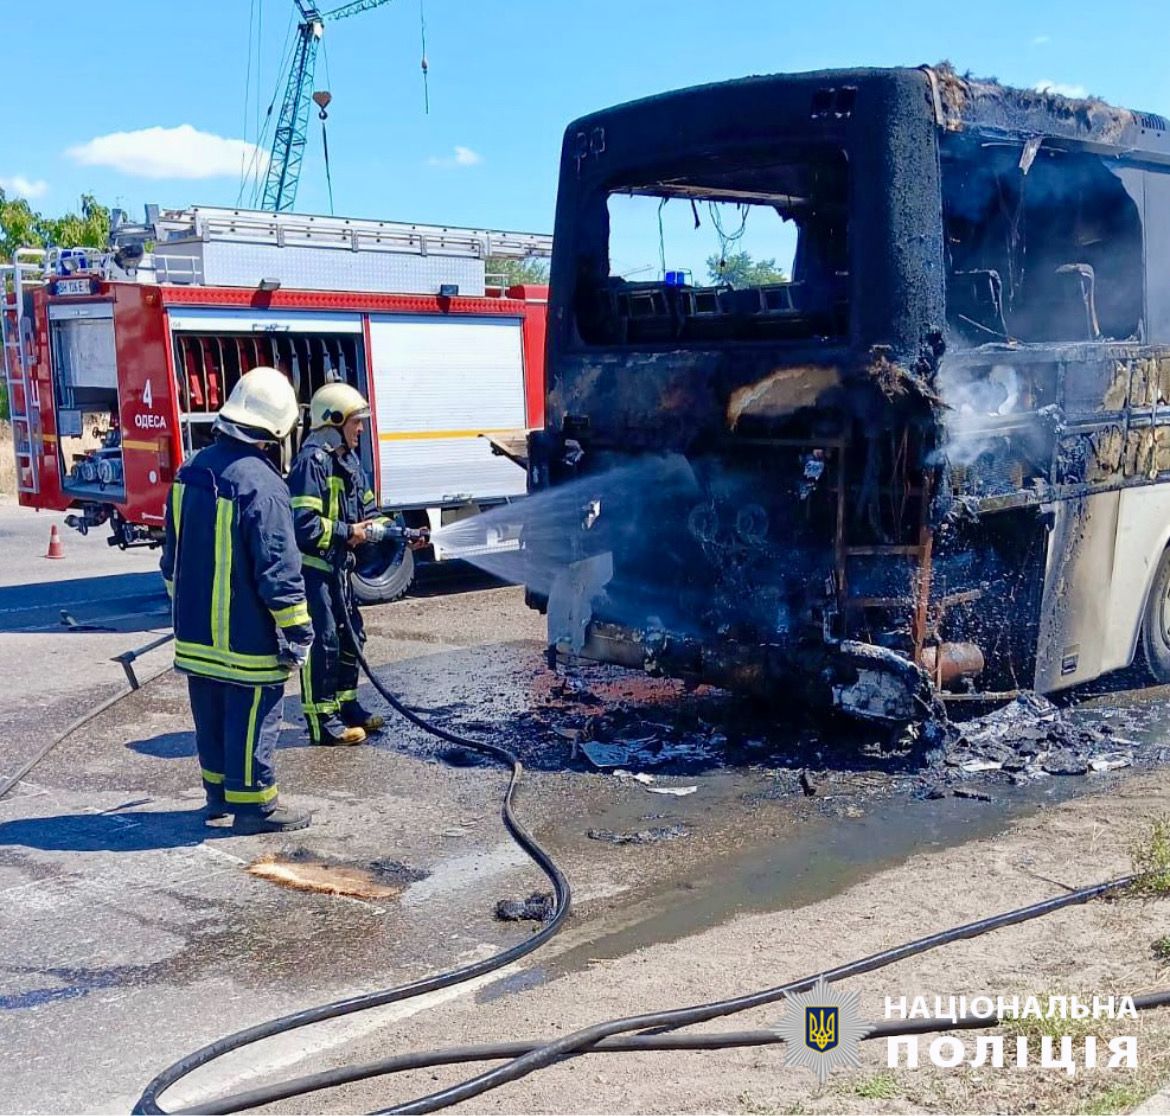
top-left (277, 633), bottom-right (313, 671)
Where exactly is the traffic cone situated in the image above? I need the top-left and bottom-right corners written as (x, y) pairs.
top-left (45, 524), bottom-right (65, 560)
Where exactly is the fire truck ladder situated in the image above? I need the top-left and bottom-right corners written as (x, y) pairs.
top-left (147, 205), bottom-right (554, 261)
top-left (0, 250), bottom-right (46, 497)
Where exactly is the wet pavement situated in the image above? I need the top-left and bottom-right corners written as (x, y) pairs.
top-left (3, 498), bottom-right (1170, 1112)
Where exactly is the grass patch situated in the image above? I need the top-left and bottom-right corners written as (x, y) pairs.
top-left (1153, 936), bottom-right (1170, 962)
top-left (853, 1072), bottom-right (899, 1100)
top-left (1129, 818), bottom-right (1170, 897)
top-left (736, 1094), bottom-right (805, 1116)
top-left (1079, 1080), bottom-right (1156, 1114)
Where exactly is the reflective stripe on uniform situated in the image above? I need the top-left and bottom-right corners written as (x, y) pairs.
top-left (175, 656), bottom-right (288, 685)
top-left (327, 476), bottom-right (345, 520)
top-left (303, 554), bottom-right (332, 572)
top-left (175, 641), bottom-right (287, 685)
top-left (171, 482), bottom-right (185, 545)
top-left (291, 495), bottom-right (324, 511)
top-left (362, 489), bottom-right (375, 504)
top-left (163, 577), bottom-right (174, 598)
top-left (225, 785), bottom-right (279, 805)
top-left (244, 686), bottom-right (261, 788)
top-left (271, 601), bottom-right (311, 628)
top-left (175, 639), bottom-right (281, 668)
top-left (210, 497), bottom-right (234, 651)
top-left (201, 768), bottom-right (224, 784)
top-left (318, 516), bottom-right (334, 551)
top-left (337, 689), bottom-right (358, 703)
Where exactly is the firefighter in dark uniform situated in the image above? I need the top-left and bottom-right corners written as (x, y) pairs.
top-left (160, 366), bottom-right (314, 834)
top-left (288, 383), bottom-right (387, 746)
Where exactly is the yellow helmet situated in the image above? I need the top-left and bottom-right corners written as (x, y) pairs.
top-left (218, 367), bottom-right (299, 439)
top-left (310, 382), bottom-right (371, 430)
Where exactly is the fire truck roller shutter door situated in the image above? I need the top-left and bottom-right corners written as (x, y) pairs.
top-left (367, 315), bottom-right (529, 508)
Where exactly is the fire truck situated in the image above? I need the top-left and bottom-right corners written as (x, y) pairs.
top-left (1, 205), bottom-right (550, 601)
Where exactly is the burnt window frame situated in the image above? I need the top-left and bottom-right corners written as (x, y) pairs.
top-left (940, 133), bottom-right (1146, 346)
top-left (569, 143), bottom-right (853, 351)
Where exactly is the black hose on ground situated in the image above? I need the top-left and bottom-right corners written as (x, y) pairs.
top-left (381, 873), bottom-right (1138, 1114)
top-left (158, 865), bottom-right (1140, 1113)
top-left (177, 989), bottom-right (1170, 1116)
top-left (0, 664), bottom-right (172, 801)
top-left (135, 574), bottom-right (1153, 1115)
top-left (132, 579), bottom-right (572, 1115)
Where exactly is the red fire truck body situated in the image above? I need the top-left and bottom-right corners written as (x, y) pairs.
top-left (3, 206), bottom-right (550, 599)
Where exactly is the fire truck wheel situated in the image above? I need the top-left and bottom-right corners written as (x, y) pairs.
top-left (351, 544), bottom-right (415, 605)
top-left (1141, 547), bottom-right (1170, 684)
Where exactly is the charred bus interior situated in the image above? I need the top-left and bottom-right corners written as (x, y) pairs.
top-left (531, 66), bottom-right (1170, 722)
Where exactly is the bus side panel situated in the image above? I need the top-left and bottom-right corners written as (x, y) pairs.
top-left (1034, 492), bottom-right (1120, 692)
top-left (1101, 485), bottom-right (1170, 673)
top-left (114, 285), bottom-right (175, 528)
top-left (369, 314), bottom-right (529, 507)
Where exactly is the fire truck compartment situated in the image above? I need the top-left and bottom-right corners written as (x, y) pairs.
top-left (47, 302), bottom-right (126, 501)
top-left (368, 315), bottom-right (529, 507)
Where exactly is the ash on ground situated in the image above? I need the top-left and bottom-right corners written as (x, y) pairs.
top-left (495, 891), bottom-right (556, 923)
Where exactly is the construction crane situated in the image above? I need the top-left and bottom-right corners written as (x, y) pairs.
top-left (262, 0), bottom-right (395, 212)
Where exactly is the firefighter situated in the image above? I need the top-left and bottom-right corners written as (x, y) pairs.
top-left (160, 366), bottom-right (314, 834)
top-left (288, 383), bottom-right (387, 746)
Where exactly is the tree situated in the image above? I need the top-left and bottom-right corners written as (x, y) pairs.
top-left (0, 192), bottom-right (111, 417)
top-left (705, 251), bottom-right (787, 288)
top-left (484, 256), bottom-right (550, 288)
top-left (0, 191), bottom-right (110, 264)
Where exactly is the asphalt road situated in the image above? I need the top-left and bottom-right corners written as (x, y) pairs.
top-left (5, 495), bottom-right (1164, 1115)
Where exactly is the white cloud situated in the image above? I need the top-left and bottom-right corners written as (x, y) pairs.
top-left (0, 175), bottom-right (48, 199)
top-left (66, 124), bottom-right (268, 180)
top-left (1034, 80), bottom-right (1088, 99)
top-left (427, 145), bottom-right (483, 168)
top-left (1032, 34), bottom-right (1051, 45)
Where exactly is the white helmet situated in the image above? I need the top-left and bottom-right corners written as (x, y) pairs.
top-left (310, 382), bottom-right (371, 430)
top-left (218, 367), bottom-right (299, 440)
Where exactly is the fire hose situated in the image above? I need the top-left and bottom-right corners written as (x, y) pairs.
top-left (132, 563), bottom-right (1170, 1113)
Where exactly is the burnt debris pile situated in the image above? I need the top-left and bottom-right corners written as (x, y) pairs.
top-left (929, 693), bottom-right (1149, 796)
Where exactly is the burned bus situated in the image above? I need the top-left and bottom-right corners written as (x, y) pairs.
top-left (524, 64), bottom-right (1170, 722)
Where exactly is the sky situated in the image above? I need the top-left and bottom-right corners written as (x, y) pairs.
top-left (4, 0), bottom-right (1169, 281)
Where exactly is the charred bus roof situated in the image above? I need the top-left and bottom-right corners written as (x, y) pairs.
top-left (560, 63), bottom-right (1170, 172)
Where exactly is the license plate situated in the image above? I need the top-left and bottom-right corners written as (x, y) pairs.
top-left (56, 278), bottom-right (91, 296)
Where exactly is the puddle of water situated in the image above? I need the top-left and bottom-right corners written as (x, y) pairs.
top-left (546, 777), bottom-right (1080, 978)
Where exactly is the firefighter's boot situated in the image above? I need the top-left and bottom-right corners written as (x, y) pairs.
top-left (341, 701), bottom-right (385, 734)
top-left (312, 713), bottom-right (367, 747)
top-left (231, 805), bottom-right (312, 834)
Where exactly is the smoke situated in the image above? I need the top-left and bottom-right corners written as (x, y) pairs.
top-left (933, 360), bottom-right (1021, 467)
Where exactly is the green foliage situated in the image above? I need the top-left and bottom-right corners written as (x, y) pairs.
top-left (1130, 817), bottom-right (1170, 897)
top-left (705, 250), bottom-right (787, 288)
top-left (1080, 1081), bottom-right (1156, 1115)
top-left (853, 1072), bottom-right (899, 1100)
top-left (0, 190), bottom-right (110, 262)
top-left (484, 256), bottom-right (550, 288)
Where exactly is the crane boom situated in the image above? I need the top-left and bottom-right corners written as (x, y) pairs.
top-left (259, 0), bottom-right (395, 212)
